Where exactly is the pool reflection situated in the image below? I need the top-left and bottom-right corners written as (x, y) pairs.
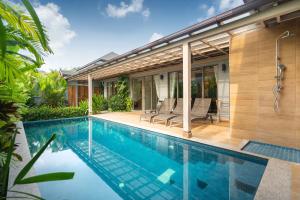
top-left (24, 117), bottom-right (266, 200)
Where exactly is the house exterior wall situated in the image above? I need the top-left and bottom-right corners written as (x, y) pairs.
top-left (229, 19), bottom-right (300, 148)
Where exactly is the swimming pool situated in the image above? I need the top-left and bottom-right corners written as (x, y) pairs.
top-left (23, 117), bottom-right (267, 200)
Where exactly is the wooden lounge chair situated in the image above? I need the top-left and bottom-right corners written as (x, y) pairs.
top-left (152, 98), bottom-right (182, 126)
top-left (169, 98), bottom-right (211, 127)
top-left (140, 98), bottom-right (175, 123)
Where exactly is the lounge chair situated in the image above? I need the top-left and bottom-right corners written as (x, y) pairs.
top-left (169, 98), bottom-right (211, 127)
top-left (152, 98), bottom-right (182, 126)
top-left (140, 98), bottom-right (175, 122)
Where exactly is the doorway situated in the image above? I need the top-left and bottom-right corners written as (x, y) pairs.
top-left (132, 78), bottom-right (143, 110)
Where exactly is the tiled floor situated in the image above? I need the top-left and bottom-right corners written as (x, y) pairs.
top-left (93, 111), bottom-right (300, 200)
top-left (243, 141), bottom-right (300, 163)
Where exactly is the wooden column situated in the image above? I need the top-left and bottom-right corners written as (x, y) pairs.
top-left (88, 74), bottom-right (93, 115)
top-left (182, 42), bottom-right (192, 136)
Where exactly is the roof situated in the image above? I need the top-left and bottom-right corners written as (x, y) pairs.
top-left (66, 52), bottom-right (119, 76)
top-left (68, 0), bottom-right (300, 81)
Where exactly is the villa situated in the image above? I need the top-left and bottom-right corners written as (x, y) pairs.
top-left (10, 0), bottom-right (300, 199)
top-left (65, 0), bottom-right (300, 149)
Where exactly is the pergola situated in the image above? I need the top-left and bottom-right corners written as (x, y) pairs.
top-left (67, 0), bottom-right (300, 136)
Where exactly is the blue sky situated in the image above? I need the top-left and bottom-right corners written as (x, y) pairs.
top-left (22, 0), bottom-right (244, 71)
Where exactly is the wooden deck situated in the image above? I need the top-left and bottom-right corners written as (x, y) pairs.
top-left (94, 111), bottom-right (243, 148)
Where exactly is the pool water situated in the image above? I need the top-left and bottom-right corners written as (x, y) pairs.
top-left (23, 117), bottom-right (267, 200)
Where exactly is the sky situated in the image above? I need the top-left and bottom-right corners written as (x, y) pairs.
top-left (15, 0), bottom-right (244, 71)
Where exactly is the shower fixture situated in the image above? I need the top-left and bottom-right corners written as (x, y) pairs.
top-left (273, 31), bottom-right (294, 112)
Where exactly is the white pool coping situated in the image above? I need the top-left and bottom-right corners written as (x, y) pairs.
top-left (7, 122), bottom-right (41, 199)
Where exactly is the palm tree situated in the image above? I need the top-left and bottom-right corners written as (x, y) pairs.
top-left (0, 0), bottom-right (52, 102)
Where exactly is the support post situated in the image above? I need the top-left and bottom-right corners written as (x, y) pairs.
top-left (88, 74), bottom-right (93, 115)
top-left (75, 81), bottom-right (78, 106)
top-left (182, 42), bottom-right (192, 137)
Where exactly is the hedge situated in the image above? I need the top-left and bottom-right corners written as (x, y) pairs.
top-left (22, 106), bottom-right (88, 121)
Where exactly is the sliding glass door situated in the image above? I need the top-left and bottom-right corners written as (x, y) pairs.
top-left (132, 78), bottom-right (142, 110)
top-left (144, 76), bottom-right (158, 110)
top-left (167, 65), bottom-right (217, 112)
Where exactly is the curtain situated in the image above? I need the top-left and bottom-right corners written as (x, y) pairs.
top-left (154, 75), bottom-right (160, 100)
top-left (214, 65), bottom-right (220, 121)
top-left (169, 72), bottom-right (177, 99)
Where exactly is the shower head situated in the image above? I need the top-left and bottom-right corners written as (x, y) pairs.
top-left (278, 31), bottom-right (294, 39)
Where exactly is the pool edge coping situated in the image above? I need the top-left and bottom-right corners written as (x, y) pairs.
top-left (7, 122), bottom-right (41, 199)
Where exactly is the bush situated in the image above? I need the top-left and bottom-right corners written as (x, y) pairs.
top-left (93, 95), bottom-right (108, 113)
top-left (79, 100), bottom-right (88, 111)
top-left (108, 95), bottom-right (125, 111)
top-left (125, 97), bottom-right (133, 111)
top-left (22, 106), bottom-right (88, 121)
top-left (107, 76), bottom-right (133, 112)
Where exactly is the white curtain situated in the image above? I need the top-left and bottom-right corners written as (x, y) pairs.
top-left (214, 65), bottom-right (220, 121)
top-left (169, 72), bottom-right (177, 99)
top-left (154, 75), bottom-right (161, 100)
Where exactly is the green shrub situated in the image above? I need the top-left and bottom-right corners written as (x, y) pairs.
top-left (108, 95), bottom-right (125, 111)
top-left (93, 95), bottom-right (108, 113)
top-left (22, 106), bottom-right (88, 121)
top-left (79, 100), bottom-right (88, 111)
top-left (107, 76), bottom-right (132, 112)
top-left (125, 97), bottom-right (133, 111)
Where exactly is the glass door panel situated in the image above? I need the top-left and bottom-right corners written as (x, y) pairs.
top-left (192, 70), bottom-right (203, 99)
top-left (168, 72), bottom-right (178, 99)
top-left (132, 79), bottom-right (143, 110)
top-left (144, 76), bottom-right (152, 110)
top-left (204, 66), bottom-right (217, 113)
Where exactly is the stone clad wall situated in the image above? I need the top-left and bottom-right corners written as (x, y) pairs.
top-left (229, 19), bottom-right (300, 148)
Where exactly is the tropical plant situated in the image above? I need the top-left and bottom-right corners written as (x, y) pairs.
top-left (79, 100), bottom-right (88, 111)
top-left (92, 94), bottom-right (108, 113)
top-left (108, 76), bottom-right (132, 111)
top-left (22, 105), bottom-right (88, 121)
top-left (38, 71), bottom-right (67, 107)
top-left (2, 133), bottom-right (74, 199)
top-left (0, 0), bottom-right (74, 198)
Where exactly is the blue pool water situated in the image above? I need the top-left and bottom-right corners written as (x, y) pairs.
top-left (23, 117), bottom-right (267, 200)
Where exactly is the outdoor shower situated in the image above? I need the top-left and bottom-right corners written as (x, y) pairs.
top-left (273, 30), bottom-right (294, 112)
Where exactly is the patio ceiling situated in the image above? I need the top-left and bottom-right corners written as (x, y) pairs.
top-left (68, 0), bottom-right (300, 81)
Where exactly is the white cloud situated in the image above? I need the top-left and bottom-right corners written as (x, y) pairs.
top-left (35, 3), bottom-right (76, 53)
top-left (105, 0), bottom-right (150, 18)
top-left (142, 8), bottom-right (150, 18)
top-left (34, 3), bottom-right (76, 71)
top-left (197, 0), bottom-right (243, 23)
top-left (219, 0), bottom-right (244, 11)
top-left (149, 33), bottom-right (163, 43)
top-left (207, 6), bottom-right (216, 17)
top-left (198, 4), bottom-right (216, 22)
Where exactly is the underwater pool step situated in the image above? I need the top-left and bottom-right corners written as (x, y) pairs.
top-left (243, 141), bottom-right (300, 163)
